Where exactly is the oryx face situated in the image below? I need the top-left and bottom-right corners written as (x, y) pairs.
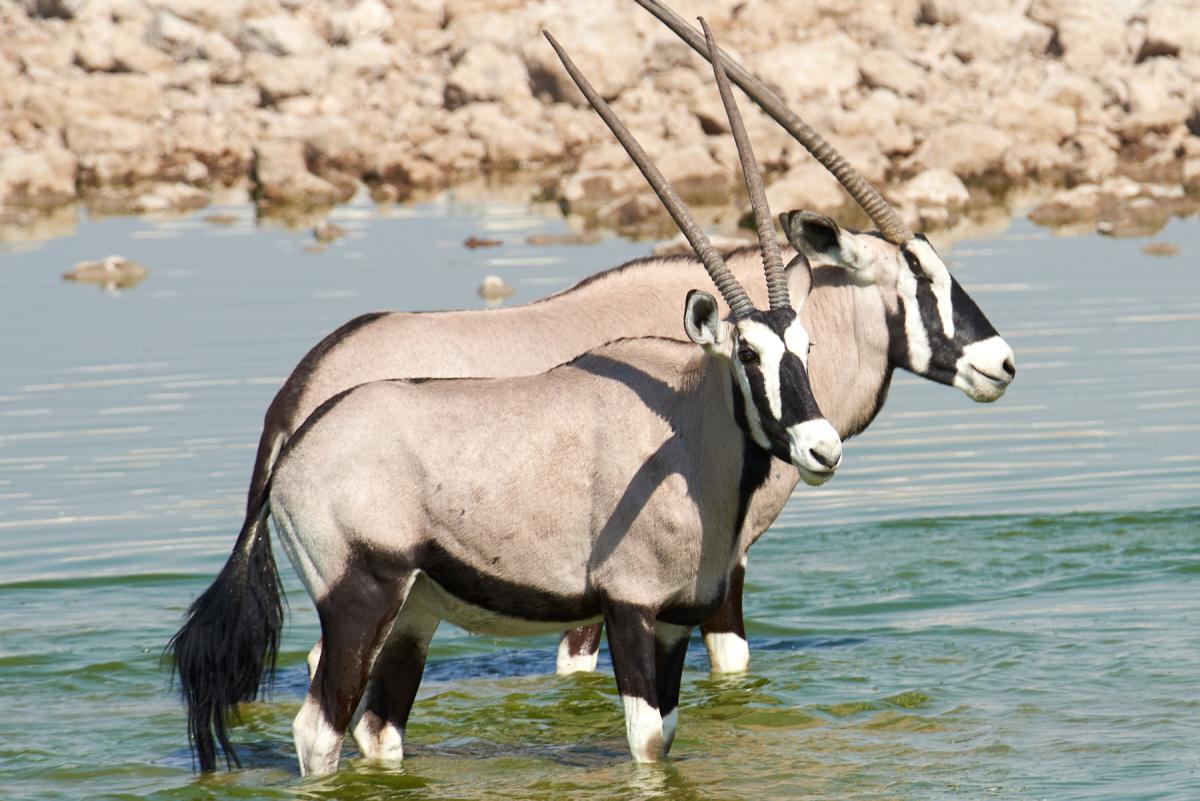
top-left (685, 291), bottom-right (842, 486)
top-left (782, 211), bottom-right (1016, 403)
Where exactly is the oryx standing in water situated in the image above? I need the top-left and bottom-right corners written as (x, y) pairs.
top-left (555, 0), bottom-right (1018, 674)
top-left (171, 22), bottom-right (848, 774)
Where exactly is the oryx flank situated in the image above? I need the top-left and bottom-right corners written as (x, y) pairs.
top-left (171, 22), bottom-right (846, 774)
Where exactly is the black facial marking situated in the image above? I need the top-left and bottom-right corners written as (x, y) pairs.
top-left (732, 308), bottom-right (823, 463)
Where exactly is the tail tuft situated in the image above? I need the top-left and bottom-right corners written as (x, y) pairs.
top-left (166, 493), bottom-right (283, 771)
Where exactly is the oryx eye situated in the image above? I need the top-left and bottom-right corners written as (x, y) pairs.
top-left (738, 347), bottom-right (759, 365)
top-left (903, 250), bottom-right (925, 277)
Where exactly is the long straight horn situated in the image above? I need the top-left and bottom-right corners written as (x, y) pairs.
top-left (544, 31), bottom-right (756, 319)
top-left (700, 17), bottom-right (789, 310)
top-left (632, 0), bottom-right (915, 245)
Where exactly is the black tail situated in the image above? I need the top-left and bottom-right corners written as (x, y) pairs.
top-left (166, 486), bottom-right (284, 771)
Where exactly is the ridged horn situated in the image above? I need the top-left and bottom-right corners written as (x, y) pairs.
top-left (631, 0), bottom-right (915, 245)
top-left (700, 17), bottom-right (789, 310)
top-left (544, 30), bottom-right (756, 319)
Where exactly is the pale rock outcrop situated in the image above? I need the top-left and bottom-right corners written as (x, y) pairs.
top-left (521, 0), bottom-right (647, 104)
top-left (0, 147), bottom-right (77, 207)
top-left (239, 14), bottom-right (325, 57)
top-left (459, 102), bottom-right (561, 167)
top-left (859, 49), bottom-right (927, 99)
top-left (1027, 0), bottom-right (1129, 72)
top-left (245, 52), bottom-right (329, 106)
top-left (444, 42), bottom-right (531, 109)
top-left (951, 12), bottom-right (1054, 64)
top-left (74, 23), bottom-right (174, 73)
top-left (909, 123), bottom-right (1012, 182)
top-left (1118, 57), bottom-right (1194, 135)
top-left (328, 0), bottom-right (393, 45)
top-left (1132, 0), bottom-right (1200, 60)
top-left (251, 140), bottom-right (341, 207)
top-left (765, 159), bottom-right (850, 217)
top-left (991, 90), bottom-right (1077, 144)
top-left (896, 170), bottom-right (970, 229)
top-left (751, 34), bottom-right (863, 102)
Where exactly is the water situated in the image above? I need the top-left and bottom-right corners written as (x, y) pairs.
top-left (1, 196), bottom-right (1197, 800)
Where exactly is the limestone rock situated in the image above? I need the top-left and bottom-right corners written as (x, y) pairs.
top-left (459, 103), bottom-right (561, 167)
top-left (1134, 0), bottom-right (1200, 60)
top-left (859, 50), bottom-right (927, 99)
top-left (952, 12), bottom-right (1053, 64)
top-left (129, 182), bottom-right (210, 213)
top-left (751, 34), bottom-right (862, 101)
top-left (910, 123), bottom-right (1012, 182)
top-left (328, 0), bottom-right (393, 45)
top-left (445, 42), bottom-right (530, 109)
top-left (63, 255), bottom-right (148, 289)
top-left (0, 148), bottom-right (78, 208)
top-left (558, 166), bottom-right (644, 215)
top-left (1119, 58), bottom-right (1194, 135)
top-left (765, 160), bottom-right (850, 217)
top-left (252, 140), bottom-right (341, 207)
top-left (245, 52), bottom-right (329, 106)
top-left (239, 14), bottom-right (325, 57)
top-left (75, 24), bottom-right (174, 73)
top-left (991, 91), bottom-right (1077, 144)
top-left (1027, 0), bottom-right (1129, 71)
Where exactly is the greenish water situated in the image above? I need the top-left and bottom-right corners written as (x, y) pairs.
top-left (1, 197), bottom-right (1198, 800)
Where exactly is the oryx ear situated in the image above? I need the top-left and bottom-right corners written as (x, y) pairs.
top-left (780, 210), bottom-right (877, 283)
top-left (683, 289), bottom-right (726, 352)
top-left (784, 252), bottom-right (813, 310)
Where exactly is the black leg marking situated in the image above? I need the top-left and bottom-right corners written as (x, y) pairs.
top-left (603, 602), bottom-right (662, 762)
top-left (655, 623), bottom-right (691, 757)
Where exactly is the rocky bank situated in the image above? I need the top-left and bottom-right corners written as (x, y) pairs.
top-left (2, 0), bottom-right (1199, 239)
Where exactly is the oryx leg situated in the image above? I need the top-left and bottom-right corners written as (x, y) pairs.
top-left (654, 622), bottom-right (691, 757)
top-left (700, 556), bottom-right (749, 673)
top-left (352, 599), bottom-right (440, 761)
top-left (293, 569), bottom-right (409, 776)
top-left (604, 603), bottom-right (664, 762)
top-left (556, 623), bottom-right (603, 674)
top-left (307, 638), bottom-right (323, 682)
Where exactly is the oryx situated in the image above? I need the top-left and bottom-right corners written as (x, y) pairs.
top-left (556, 0), bottom-right (1020, 674)
top-left (171, 22), bottom-right (846, 774)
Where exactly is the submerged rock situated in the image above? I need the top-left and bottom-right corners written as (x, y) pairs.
top-left (477, 274), bottom-right (514, 302)
top-left (62, 255), bottom-right (149, 289)
top-left (313, 221), bottom-right (347, 243)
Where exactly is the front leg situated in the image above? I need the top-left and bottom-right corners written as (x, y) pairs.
top-left (603, 602), bottom-right (662, 762)
top-left (699, 555), bottom-right (750, 673)
top-left (654, 622), bottom-right (690, 757)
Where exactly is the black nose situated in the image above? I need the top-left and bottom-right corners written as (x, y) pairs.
top-left (809, 447), bottom-right (837, 468)
top-left (1003, 358), bottom-right (1015, 379)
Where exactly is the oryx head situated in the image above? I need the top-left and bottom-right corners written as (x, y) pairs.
top-left (634, 0), bottom-right (1016, 404)
top-left (780, 211), bottom-right (1015, 402)
top-left (546, 21), bottom-right (842, 486)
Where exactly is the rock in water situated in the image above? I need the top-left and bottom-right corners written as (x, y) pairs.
top-left (62, 255), bottom-right (149, 290)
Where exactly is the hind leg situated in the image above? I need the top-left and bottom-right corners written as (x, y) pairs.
top-left (556, 623), bottom-right (603, 674)
top-left (293, 571), bottom-right (411, 776)
top-left (352, 596), bottom-right (439, 761)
